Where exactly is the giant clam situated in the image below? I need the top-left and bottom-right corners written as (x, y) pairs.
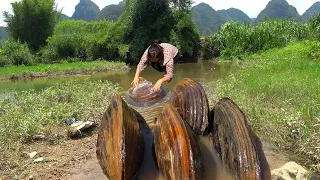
top-left (96, 95), bottom-right (145, 180)
top-left (211, 98), bottom-right (271, 180)
top-left (169, 78), bottom-right (210, 135)
top-left (153, 102), bottom-right (205, 180)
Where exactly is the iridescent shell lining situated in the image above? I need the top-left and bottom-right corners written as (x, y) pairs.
top-left (125, 79), bottom-right (168, 107)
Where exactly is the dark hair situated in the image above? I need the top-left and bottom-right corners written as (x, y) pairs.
top-left (148, 40), bottom-right (163, 59)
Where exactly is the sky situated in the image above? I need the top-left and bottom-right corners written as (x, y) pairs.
top-left (0, 0), bottom-right (319, 26)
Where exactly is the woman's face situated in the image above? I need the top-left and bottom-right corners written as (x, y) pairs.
top-left (151, 57), bottom-right (160, 62)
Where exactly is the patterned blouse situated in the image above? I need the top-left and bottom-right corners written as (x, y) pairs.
top-left (137, 43), bottom-right (178, 81)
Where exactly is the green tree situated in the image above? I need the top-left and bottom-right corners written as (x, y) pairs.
top-left (3, 0), bottom-right (60, 51)
top-left (121, 0), bottom-right (176, 63)
top-left (169, 0), bottom-right (193, 11)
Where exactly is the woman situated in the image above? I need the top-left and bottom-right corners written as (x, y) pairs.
top-left (131, 40), bottom-right (180, 92)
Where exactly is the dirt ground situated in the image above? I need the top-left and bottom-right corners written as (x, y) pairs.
top-left (0, 124), bottom-right (293, 180)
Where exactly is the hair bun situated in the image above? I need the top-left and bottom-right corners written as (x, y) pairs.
top-left (154, 39), bottom-right (161, 44)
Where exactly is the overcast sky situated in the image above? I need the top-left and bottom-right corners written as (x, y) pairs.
top-left (0, 0), bottom-right (319, 26)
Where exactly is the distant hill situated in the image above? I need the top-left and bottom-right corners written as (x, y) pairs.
top-left (58, 12), bottom-right (71, 21)
top-left (0, 27), bottom-right (9, 41)
top-left (217, 8), bottom-right (252, 23)
top-left (191, 3), bottom-right (225, 36)
top-left (256, 0), bottom-right (302, 23)
top-left (302, 1), bottom-right (320, 21)
top-left (72, 0), bottom-right (100, 21)
top-left (99, 1), bottom-right (125, 21)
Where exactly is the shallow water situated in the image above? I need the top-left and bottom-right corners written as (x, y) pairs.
top-left (0, 62), bottom-right (233, 94)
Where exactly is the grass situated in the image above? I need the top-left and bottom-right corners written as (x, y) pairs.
top-left (0, 79), bottom-right (121, 147)
top-left (205, 40), bottom-right (320, 173)
top-left (0, 61), bottom-right (128, 79)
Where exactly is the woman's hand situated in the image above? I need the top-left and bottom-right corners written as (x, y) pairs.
top-left (151, 80), bottom-right (162, 92)
top-left (131, 77), bottom-right (139, 88)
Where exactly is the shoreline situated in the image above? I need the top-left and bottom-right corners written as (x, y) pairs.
top-left (0, 64), bottom-right (130, 83)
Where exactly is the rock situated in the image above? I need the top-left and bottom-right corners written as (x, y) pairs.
top-left (33, 157), bottom-right (44, 163)
top-left (67, 121), bottom-right (95, 138)
top-left (271, 161), bottom-right (308, 180)
top-left (28, 151), bottom-right (38, 159)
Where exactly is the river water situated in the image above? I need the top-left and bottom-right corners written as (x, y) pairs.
top-left (0, 62), bottom-right (233, 94)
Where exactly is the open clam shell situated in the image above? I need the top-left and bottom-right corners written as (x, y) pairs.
top-left (125, 77), bottom-right (168, 107)
top-left (169, 78), bottom-right (210, 135)
top-left (96, 95), bottom-right (145, 180)
top-left (153, 102), bottom-right (205, 180)
top-left (211, 98), bottom-right (271, 180)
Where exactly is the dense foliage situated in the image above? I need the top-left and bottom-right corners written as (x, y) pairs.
top-left (118, 0), bottom-right (200, 64)
top-left (202, 19), bottom-right (311, 59)
top-left (255, 0), bottom-right (302, 23)
top-left (3, 0), bottom-right (60, 51)
top-left (0, 40), bottom-right (34, 67)
top-left (41, 19), bottom-right (120, 63)
top-left (72, 0), bottom-right (100, 21)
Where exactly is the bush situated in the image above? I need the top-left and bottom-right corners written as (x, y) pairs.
top-left (0, 40), bottom-right (34, 67)
top-left (43, 19), bottom-right (121, 62)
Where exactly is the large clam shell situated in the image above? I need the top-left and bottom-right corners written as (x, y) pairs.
top-left (169, 78), bottom-right (210, 135)
top-left (125, 77), bottom-right (168, 107)
top-left (153, 102), bottom-right (205, 180)
top-left (96, 95), bottom-right (145, 180)
top-left (211, 98), bottom-right (271, 180)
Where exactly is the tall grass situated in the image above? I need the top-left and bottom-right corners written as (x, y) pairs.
top-left (206, 41), bottom-right (320, 172)
top-left (0, 80), bottom-right (121, 146)
top-left (203, 19), bottom-right (311, 59)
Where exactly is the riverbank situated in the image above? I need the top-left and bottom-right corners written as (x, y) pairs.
top-left (0, 80), bottom-right (122, 179)
top-left (0, 61), bottom-right (129, 82)
top-left (205, 40), bottom-right (320, 175)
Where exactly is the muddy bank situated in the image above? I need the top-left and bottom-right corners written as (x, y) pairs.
top-left (0, 66), bottom-right (130, 83)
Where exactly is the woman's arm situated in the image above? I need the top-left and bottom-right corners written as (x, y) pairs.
top-left (131, 68), bottom-right (141, 87)
top-left (131, 48), bottom-right (149, 87)
top-left (151, 76), bottom-right (169, 92)
top-left (151, 58), bottom-right (174, 92)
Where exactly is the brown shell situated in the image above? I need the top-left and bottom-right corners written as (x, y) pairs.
top-left (211, 98), bottom-right (271, 180)
top-left (169, 78), bottom-right (210, 135)
top-left (153, 102), bottom-right (205, 180)
top-left (125, 77), bottom-right (168, 107)
top-left (96, 95), bottom-right (145, 180)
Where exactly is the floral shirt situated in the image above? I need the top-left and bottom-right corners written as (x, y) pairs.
top-left (137, 43), bottom-right (178, 81)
